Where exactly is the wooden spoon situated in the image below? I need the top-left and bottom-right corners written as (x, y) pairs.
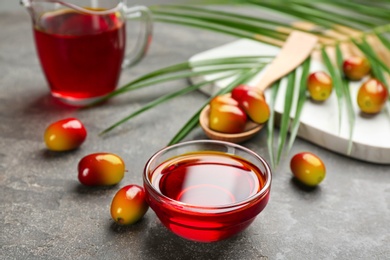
top-left (200, 31), bottom-right (318, 143)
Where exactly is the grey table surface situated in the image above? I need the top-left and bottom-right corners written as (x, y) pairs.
top-left (1, 2), bottom-right (390, 260)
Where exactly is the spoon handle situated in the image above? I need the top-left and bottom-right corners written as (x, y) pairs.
top-left (256, 31), bottom-right (318, 92)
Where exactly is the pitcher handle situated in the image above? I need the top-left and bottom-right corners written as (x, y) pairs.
top-left (122, 5), bottom-right (153, 68)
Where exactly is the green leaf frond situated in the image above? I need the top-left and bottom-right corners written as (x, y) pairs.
top-left (276, 71), bottom-right (296, 165)
top-left (93, 56), bottom-right (271, 105)
top-left (321, 47), bottom-right (344, 132)
top-left (335, 44), bottom-right (355, 155)
top-left (266, 80), bottom-right (280, 169)
top-left (151, 1), bottom-right (390, 47)
top-left (100, 71), bottom-right (242, 135)
top-left (99, 1), bottom-right (390, 161)
top-left (287, 57), bottom-right (311, 153)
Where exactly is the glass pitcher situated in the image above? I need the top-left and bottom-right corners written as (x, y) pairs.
top-left (21, 0), bottom-right (153, 106)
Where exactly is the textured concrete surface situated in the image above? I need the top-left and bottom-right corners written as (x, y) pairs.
top-left (1, 4), bottom-right (390, 260)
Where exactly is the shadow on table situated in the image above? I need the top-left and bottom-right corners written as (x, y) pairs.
top-left (138, 219), bottom-right (267, 260)
top-left (25, 92), bottom-right (73, 111)
top-left (289, 176), bottom-right (324, 203)
top-left (290, 177), bottom-right (322, 192)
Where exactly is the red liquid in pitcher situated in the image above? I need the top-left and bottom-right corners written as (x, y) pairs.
top-left (147, 151), bottom-right (270, 242)
top-left (33, 9), bottom-right (126, 100)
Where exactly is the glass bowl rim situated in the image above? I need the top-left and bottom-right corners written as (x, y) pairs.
top-left (143, 139), bottom-right (272, 211)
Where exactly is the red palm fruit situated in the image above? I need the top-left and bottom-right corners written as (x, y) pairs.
top-left (209, 95), bottom-right (239, 110)
top-left (357, 78), bottom-right (389, 114)
top-left (307, 71), bottom-right (333, 101)
top-left (78, 153), bottom-right (125, 186)
top-left (111, 185), bottom-right (149, 225)
top-left (343, 56), bottom-right (371, 81)
top-left (232, 84), bottom-right (251, 100)
top-left (232, 84), bottom-right (266, 101)
top-left (290, 152), bottom-right (326, 187)
top-left (209, 104), bottom-right (247, 133)
top-left (234, 88), bottom-right (270, 124)
top-left (44, 118), bottom-right (87, 151)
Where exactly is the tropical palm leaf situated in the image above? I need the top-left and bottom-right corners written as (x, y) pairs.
top-left (150, 0), bottom-right (389, 165)
top-left (287, 57), bottom-right (311, 153)
top-left (99, 56), bottom-right (269, 135)
top-left (276, 71), bottom-right (296, 165)
top-left (266, 81), bottom-right (281, 169)
top-left (99, 0), bottom-right (390, 166)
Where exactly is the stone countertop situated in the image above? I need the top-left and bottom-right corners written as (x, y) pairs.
top-left (1, 6), bottom-right (390, 260)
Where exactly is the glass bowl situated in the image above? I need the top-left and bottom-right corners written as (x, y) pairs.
top-left (143, 140), bottom-right (272, 242)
